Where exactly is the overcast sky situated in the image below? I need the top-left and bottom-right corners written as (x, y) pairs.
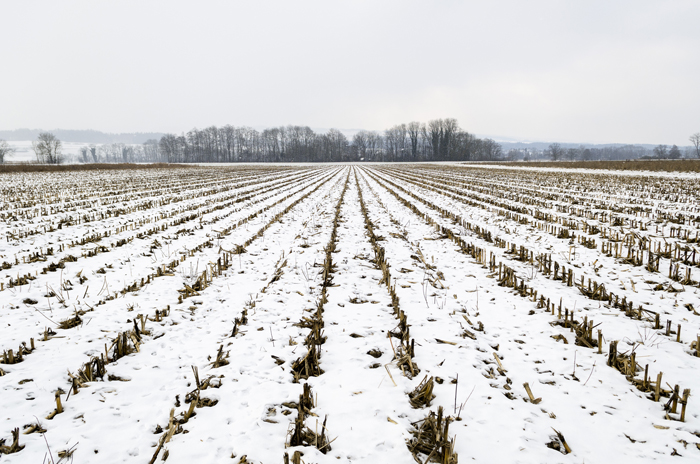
top-left (2, 1), bottom-right (698, 145)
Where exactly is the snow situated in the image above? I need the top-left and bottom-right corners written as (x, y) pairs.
top-left (1, 164), bottom-right (699, 463)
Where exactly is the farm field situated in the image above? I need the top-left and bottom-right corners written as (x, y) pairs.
top-left (1, 163), bottom-right (699, 463)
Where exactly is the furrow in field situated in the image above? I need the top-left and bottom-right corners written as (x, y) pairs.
top-left (1, 167), bottom-right (317, 290)
top-left (364, 168), bottom-right (700, 384)
top-left (358, 166), bottom-right (700, 462)
top-left (279, 168), bottom-right (417, 463)
top-left (153, 169), bottom-right (353, 463)
top-left (0, 169), bottom-right (342, 457)
top-left (382, 165), bottom-right (700, 292)
top-left (0, 169), bottom-right (329, 352)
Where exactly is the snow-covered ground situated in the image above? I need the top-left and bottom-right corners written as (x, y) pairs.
top-left (0, 164), bottom-right (699, 463)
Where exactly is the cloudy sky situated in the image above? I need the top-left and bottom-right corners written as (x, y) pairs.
top-left (2, 1), bottom-right (698, 145)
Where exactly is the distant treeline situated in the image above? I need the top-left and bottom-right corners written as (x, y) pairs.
top-left (0, 129), bottom-right (164, 144)
top-left (157, 119), bottom-right (503, 163)
top-left (6, 125), bottom-right (697, 164)
top-left (506, 142), bottom-right (698, 161)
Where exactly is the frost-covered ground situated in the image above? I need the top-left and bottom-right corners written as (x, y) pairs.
top-left (1, 164), bottom-right (699, 463)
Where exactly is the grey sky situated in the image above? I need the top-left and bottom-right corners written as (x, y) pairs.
top-left (2, 0), bottom-right (698, 145)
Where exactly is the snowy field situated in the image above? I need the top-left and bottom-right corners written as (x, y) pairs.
top-left (1, 164), bottom-right (699, 463)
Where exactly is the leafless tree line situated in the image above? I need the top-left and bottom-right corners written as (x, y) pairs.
top-left (157, 125), bottom-right (346, 163)
top-left (541, 143), bottom-right (648, 161)
top-left (526, 137), bottom-right (700, 162)
top-left (4, 128), bottom-right (697, 165)
top-left (155, 119), bottom-right (503, 163)
top-left (77, 140), bottom-right (162, 164)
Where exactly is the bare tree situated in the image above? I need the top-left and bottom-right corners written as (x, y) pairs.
top-left (576, 145), bottom-right (587, 161)
top-left (0, 139), bottom-right (14, 164)
top-left (262, 128), bottom-right (280, 161)
top-left (424, 118), bottom-right (460, 160)
top-left (481, 138), bottom-right (503, 160)
top-left (98, 143), bottom-right (124, 163)
top-left (143, 139), bottom-right (160, 162)
top-left (220, 125), bottom-right (236, 161)
top-left (441, 118), bottom-right (459, 160)
top-left (365, 131), bottom-right (383, 161)
top-left (384, 124), bottom-right (408, 161)
top-left (668, 144), bottom-right (682, 159)
top-left (32, 132), bottom-right (63, 164)
top-left (159, 134), bottom-right (179, 163)
top-left (352, 131), bottom-right (369, 160)
top-left (690, 133), bottom-right (700, 159)
top-left (79, 146), bottom-right (90, 163)
top-left (653, 144), bottom-right (668, 159)
top-left (89, 145), bottom-right (98, 163)
top-left (425, 120), bottom-right (441, 159)
top-left (121, 145), bottom-right (134, 163)
top-left (394, 124), bottom-right (409, 160)
top-left (546, 143), bottom-right (565, 161)
top-left (323, 129), bottom-right (348, 161)
top-left (406, 122), bottom-right (422, 160)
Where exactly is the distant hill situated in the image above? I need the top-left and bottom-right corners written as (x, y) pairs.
top-left (0, 129), bottom-right (164, 144)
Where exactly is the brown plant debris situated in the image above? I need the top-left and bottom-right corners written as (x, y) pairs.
top-left (408, 375), bottom-right (436, 409)
top-left (546, 428), bottom-right (572, 454)
top-left (406, 406), bottom-right (457, 463)
top-left (0, 428), bottom-right (24, 455)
